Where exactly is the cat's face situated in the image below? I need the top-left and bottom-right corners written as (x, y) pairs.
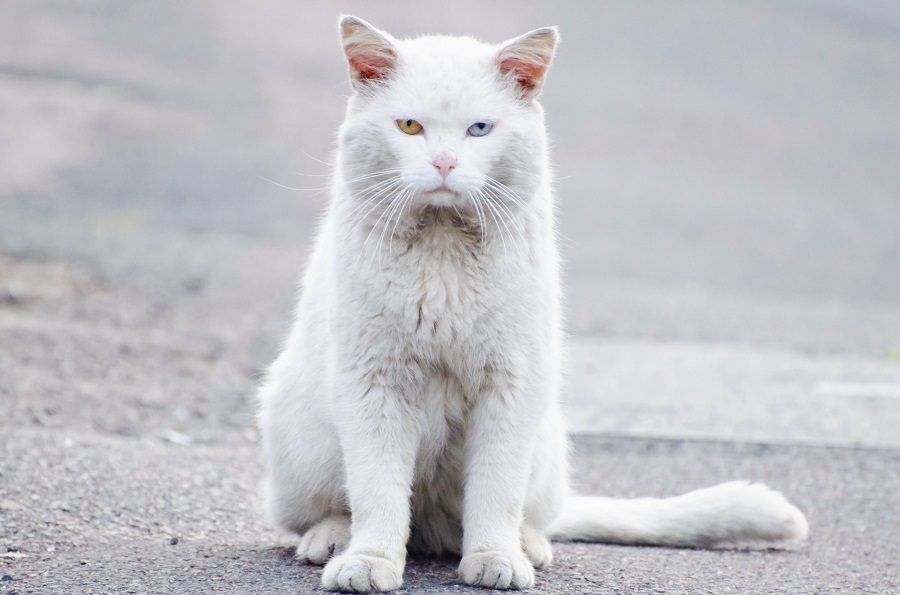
top-left (337, 17), bottom-right (557, 214)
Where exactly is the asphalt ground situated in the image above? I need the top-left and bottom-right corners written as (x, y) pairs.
top-left (3, 429), bottom-right (898, 594)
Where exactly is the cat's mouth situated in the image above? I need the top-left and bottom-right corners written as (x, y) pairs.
top-left (422, 186), bottom-right (460, 206)
top-left (424, 185), bottom-right (458, 196)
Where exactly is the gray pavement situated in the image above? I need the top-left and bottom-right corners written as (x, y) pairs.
top-left (3, 431), bottom-right (898, 594)
top-left (2, 1), bottom-right (899, 594)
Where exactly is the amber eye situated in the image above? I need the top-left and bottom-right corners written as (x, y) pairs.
top-left (396, 119), bottom-right (423, 135)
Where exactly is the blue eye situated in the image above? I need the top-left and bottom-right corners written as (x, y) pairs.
top-left (467, 122), bottom-right (493, 137)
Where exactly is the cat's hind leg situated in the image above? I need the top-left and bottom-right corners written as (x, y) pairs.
top-left (296, 514), bottom-right (352, 564)
top-left (520, 404), bottom-right (567, 571)
top-left (520, 524), bottom-right (553, 570)
top-left (261, 410), bottom-right (346, 535)
top-left (259, 375), bottom-right (348, 555)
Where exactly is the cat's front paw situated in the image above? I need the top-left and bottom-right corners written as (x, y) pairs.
top-left (321, 552), bottom-right (403, 592)
top-left (458, 550), bottom-right (535, 590)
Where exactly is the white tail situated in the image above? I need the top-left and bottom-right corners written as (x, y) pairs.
top-left (548, 481), bottom-right (808, 549)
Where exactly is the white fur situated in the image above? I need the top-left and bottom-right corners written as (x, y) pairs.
top-left (550, 481), bottom-right (809, 549)
top-left (258, 16), bottom-right (808, 593)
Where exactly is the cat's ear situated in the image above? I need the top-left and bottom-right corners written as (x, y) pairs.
top-left (496, 27), bottom-right (559, 101)
top-left (338, 15), bottom-right (398, 91)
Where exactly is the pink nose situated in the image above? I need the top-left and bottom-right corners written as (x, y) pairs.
top-left (432, 153), bottom-right (457, 178)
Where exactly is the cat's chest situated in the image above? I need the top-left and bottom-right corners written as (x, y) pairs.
top-left (375, 225), bottom-right (506, 347)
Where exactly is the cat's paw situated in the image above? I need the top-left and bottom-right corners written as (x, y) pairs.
top-left (521, 525), bottom-right (554, 569)
top-left (321, 552), bottom-right (403, 592)
top-left (296, 515), bottom-right (351, 565)
top-left (458, 550), bottom-right (535, 590)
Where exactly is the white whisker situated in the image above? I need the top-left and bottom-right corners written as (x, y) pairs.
top-left (346, 179), bottom-right (404, 234)
top-left (478, 188), bottom-right (508, 254)
top-left (300, 149), bottom-right (333, 167)
top-left (356, 186), bottom-right (401, 269)
top-left (388, 187), bottom-right (414, 256)
top-left (482, 184), bottom-right (525, 246)
top-left (261, 168), bottom-right (403, 194)
top-left (485, 176), bottom-right (532, 211)
top-left (480, 188), bottom-right (521, 254)
top-left (467, 191), bottom-right (487, 246)
top-left (371, 186), bottom-right (411, 270)
top-left (346, 177), bottom-right (401, 215)
top-left (258, 175), bottom-right (329, 194)
top-left (342, 168), bottom-right (404, 187)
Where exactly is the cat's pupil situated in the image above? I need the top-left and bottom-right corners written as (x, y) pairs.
top-left (406, 120), bottom-right (413, 126)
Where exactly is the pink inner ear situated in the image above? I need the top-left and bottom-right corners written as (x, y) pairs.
top-left (346, 43), bottom-right (396, 83)
top-left (349, 55), bottom-right (392, 81)
top-left (500, 58), bottom-right (545, 94)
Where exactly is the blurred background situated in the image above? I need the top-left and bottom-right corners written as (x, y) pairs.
top-left (1, 2), bottom-right (898, 592)
top-left (2, 0), bottom-right (897, 443)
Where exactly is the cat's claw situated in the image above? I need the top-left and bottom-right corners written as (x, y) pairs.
top-left (296, 515), bottom-right (351, 565)
top-left (321, 553), bottom-right (403, 592)
top-left (458, 550), bottom-right (535, 590)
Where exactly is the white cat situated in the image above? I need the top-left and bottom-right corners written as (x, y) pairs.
top-left (257, 16), bottom-right (809, 592)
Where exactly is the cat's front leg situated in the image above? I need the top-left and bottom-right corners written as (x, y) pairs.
top-left (458, 369), bottom-right (545, 590)
top-left (321, 368), bottom-right (420, 593)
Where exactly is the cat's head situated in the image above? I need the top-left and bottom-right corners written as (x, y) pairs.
top-left (336, 16), bottom-right (558, 214)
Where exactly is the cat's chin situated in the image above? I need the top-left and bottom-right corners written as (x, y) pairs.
top-left (421, 188), bottom-right (461, 207)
